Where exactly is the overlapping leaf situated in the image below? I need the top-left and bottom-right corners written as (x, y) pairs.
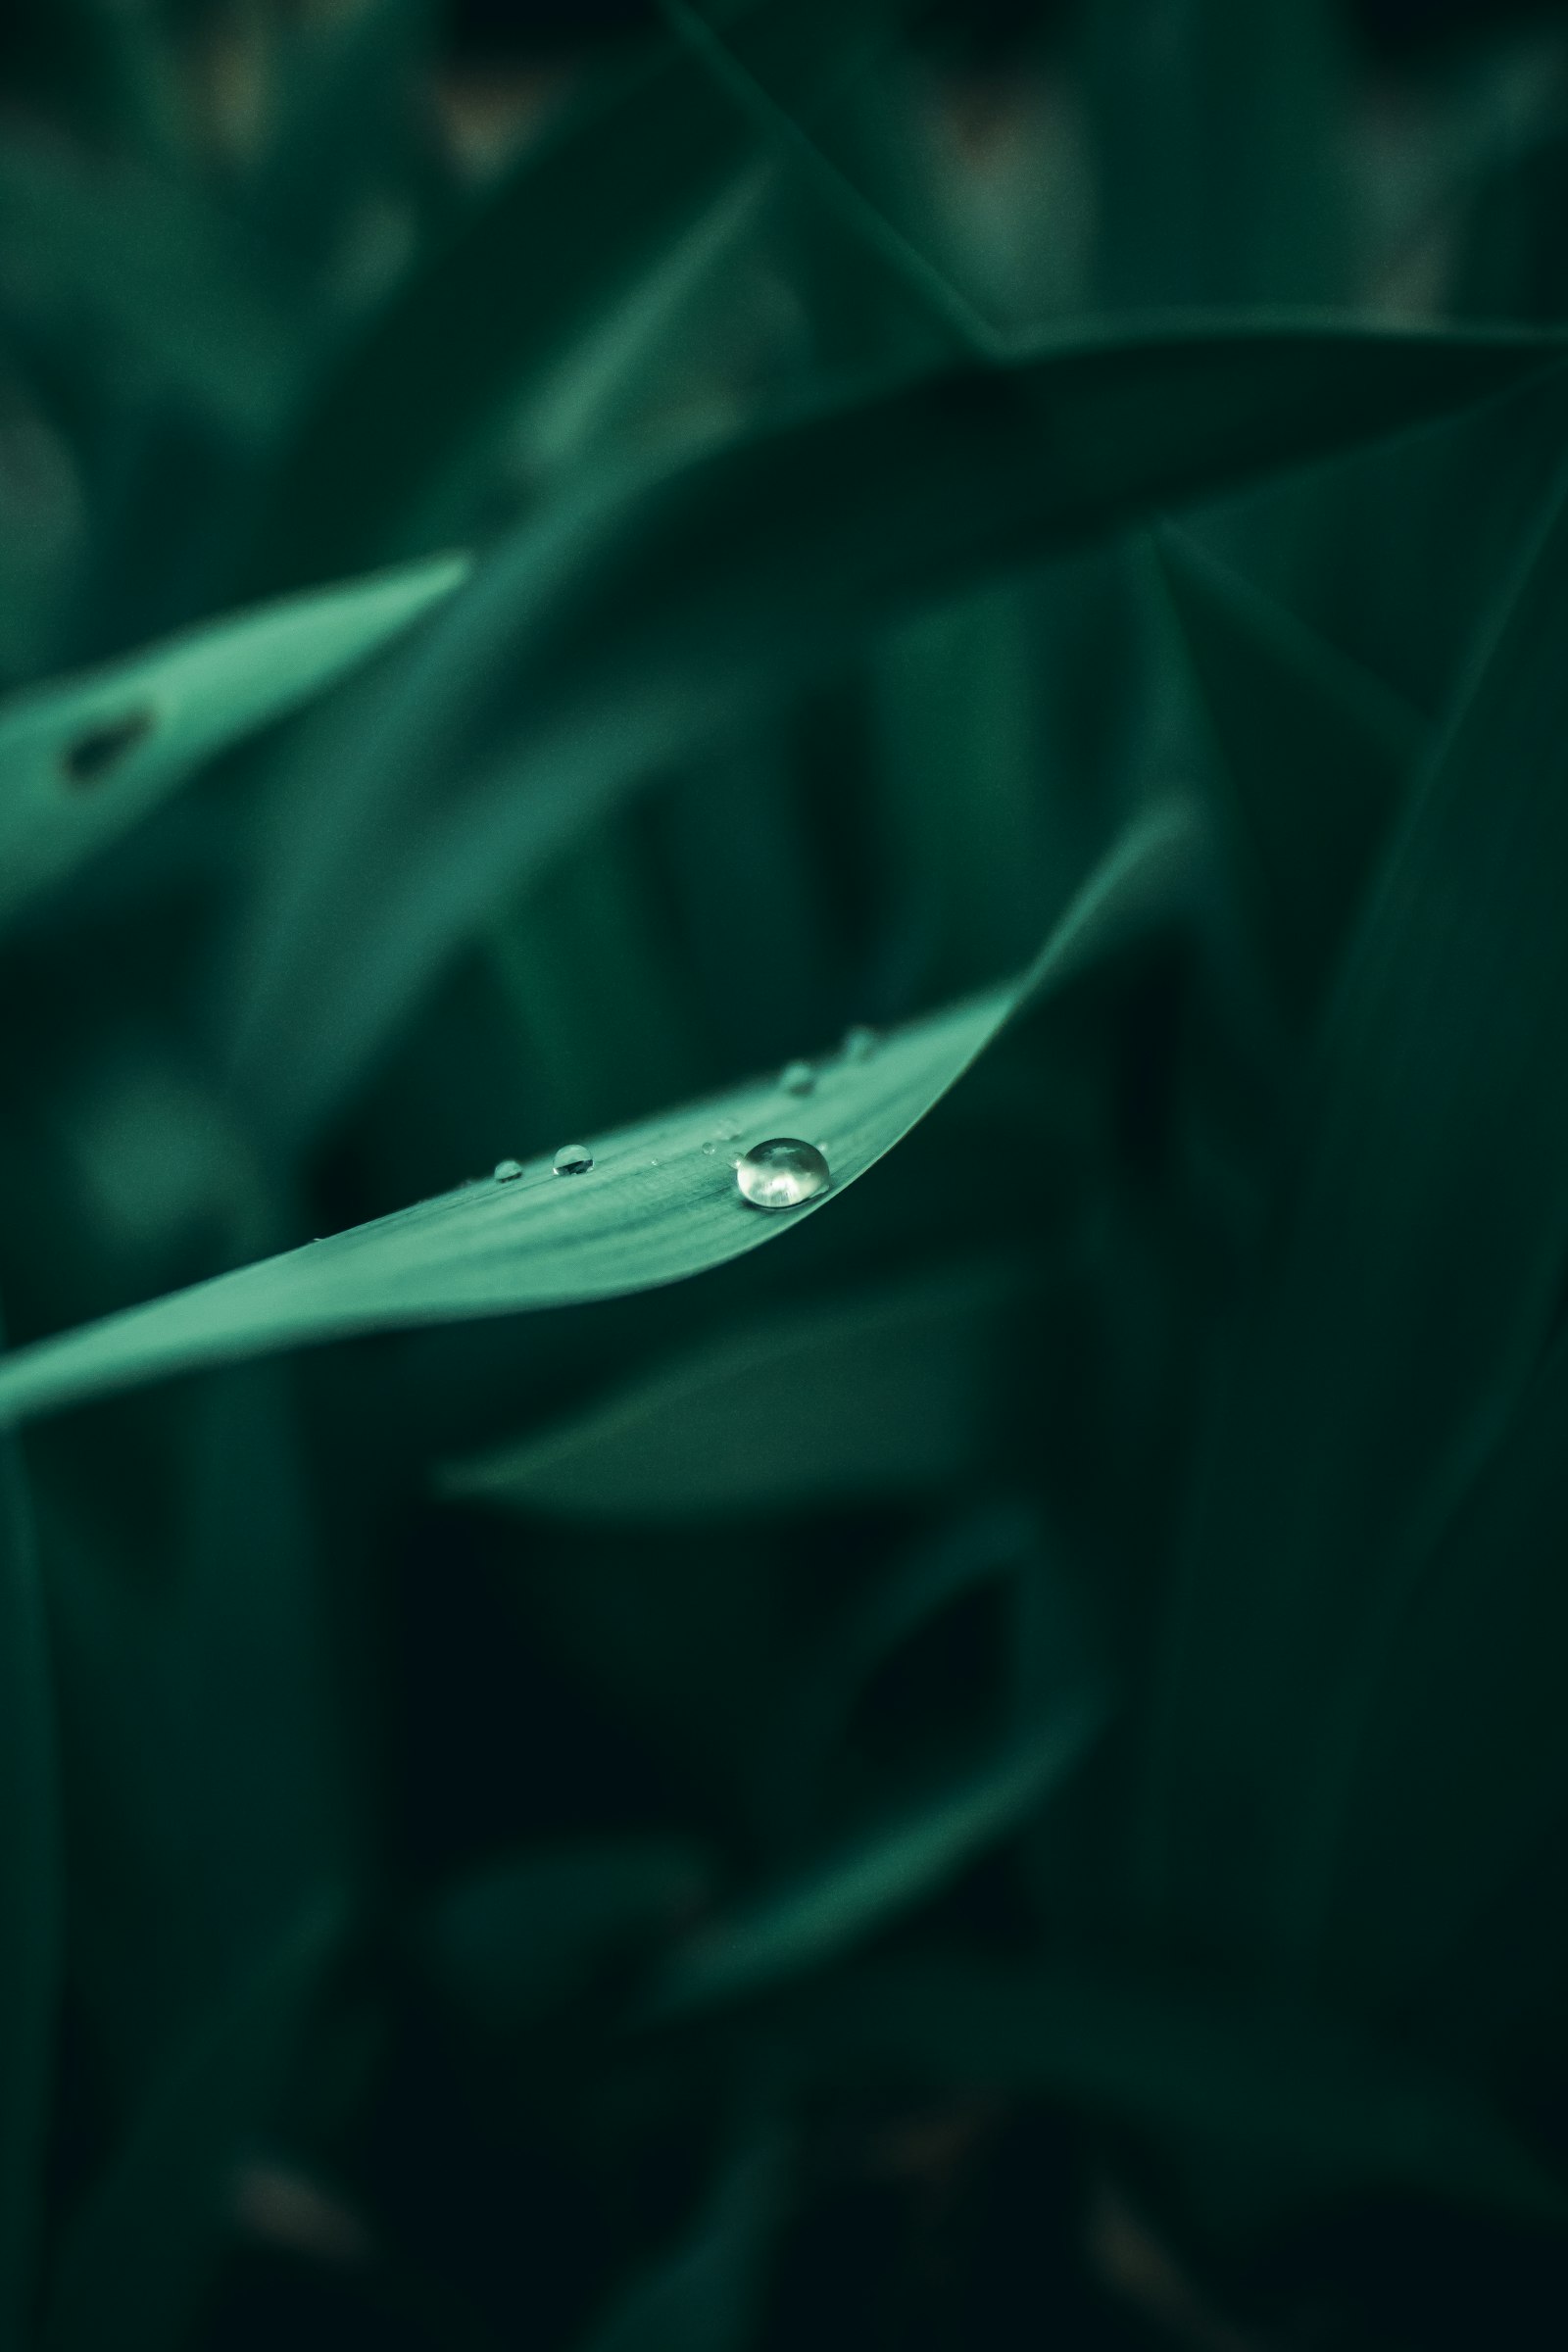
top-left (226, 320), bottom-right (1563, 1143)
top-left (1140, 424), bottom-right (1568, 1981)
top-left (439, 1260), bottom-right (1026, 1522)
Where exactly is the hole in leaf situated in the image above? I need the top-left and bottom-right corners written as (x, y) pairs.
top-left (61, 705), bottom-right (156, 787)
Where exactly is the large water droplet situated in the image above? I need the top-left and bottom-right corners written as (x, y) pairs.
top-left (779, 1058), bottom-right (815, 1096)
top-left (841, 1024), bottom-right (878, 1063)
top-left (553, 1144), bottom-right (593, 1176)
top-left (735, 1138), bottom-right (831, 1211)
top-left (493, 1158), bottom-right (524, 1183)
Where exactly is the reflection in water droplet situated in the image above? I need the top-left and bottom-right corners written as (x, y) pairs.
top-left (493, 1158), bottom-right (524, 1183)
top-left (553, 1144), bottom-right (593, 1176)
top-left (841, 1024), bottom-right (878, 1063)
top-left (735, 1138), bottom-right (831, 1211)
top-left (779, 1059), bottom-right (815, 1096)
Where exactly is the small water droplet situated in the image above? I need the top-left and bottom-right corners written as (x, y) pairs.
top-left (779, 1058), bottom-right (815, 1096)
top-left (841, 1024), bottom-right (878, 1063)
top-left (735, 1137), bottom-right (831, 1211)
top-left (553, 1144), bottom-right (593, 1176)
top-left (493, 1158), bottom-right (524, 1183)
top-left (700, 1140), bottom-right (718, 1156)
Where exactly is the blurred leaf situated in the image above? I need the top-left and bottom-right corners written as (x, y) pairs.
top-left (0, 1326), bottom-right (59, 2347)
top-left (422, 1837), bottom-right (709, 2035)
top-left (0, 798), bottom-right (1200, 1429)
top-left (439, 1259), bottom-right (1025, 1522)
top-left (773, 1501), bottom-right (1101, 1828)
top-left (0, 551), bottom-right (467, 931)
top-left (1081, 0), bottom-right (1351, 311)
top-left (579, 2127), bottom-right (789, 2352)
top-left (653, 1690), bottom-right (1105, 2015)
top-left (226, 319), bottom-right (1561, 1145)
top-left (1317, 1320), bottom-right (1568, 2027)
top-left (0, 130), bottom-right (303, 441)
top-left (43, 1893), bottom-right (346, 2352)
top-left (1157, 526), bottom-right (1427, 1017)
top-left (248, 0), bottom-right (436, 275)
top-left (240, 0), bottom-right (895, 592)
top-left (801, 1953), bottom-right (1566, 2223)
top-left (1141, 420), bottom-right (1568, 1980)
top-left (47, 1367), bottom-right (355, 2081)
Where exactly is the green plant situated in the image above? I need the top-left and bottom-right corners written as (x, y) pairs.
top-left (4, 2), bottom-right (1568, 2346)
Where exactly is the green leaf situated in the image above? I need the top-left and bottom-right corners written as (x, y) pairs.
top-left (1157, 525), bottom-right (1426, 1018)
top-left (225, 319), bottom-right (1564, 1145)
top-left (239, 0), bottom-right (893, 592)
top-left (1315, 1322), bottom-right (1568, 2026)
top-left (43, 1894), bottom-right (345, 2352)
top-left (653, 1695), bottom-right (1105, 2016)
top-left (0, 798), bottom-right (1200, 1430)
top-left (438, 1260), bottom-right (1026, 1522)
top-left (0, 131), bottom-right (304, 440)
top-left (1080, 0), bottom-right (1352, 311)
top-left (0, 1328), bottom-right (59, 2346)
top-left (421, 1838), bottom-right (709, 2036)
top-left (1140, 422), bottom-right (1568, 1982)
top-left (579, 2128), bottom-right (788, 2352)
top-left (0, 552), bottom-right (467, 930)
top-left (799, 1953), bottom-right (1565, 2223)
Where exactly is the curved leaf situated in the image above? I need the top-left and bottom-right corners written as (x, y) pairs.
top-left (438, 1260), bottom-right (1026, 1522)
top-left (0, 552), bottom-right (467, 930)
top-left (43, 1895), bottom-right (345, 2352)
top-left (0, 1332), bottom-right (59, 2345)
top-left (653, 1693), bottom-right (1105, 2016)
top-left (0, 799), bottom-right (1200, 1431)
top-left (225, 320), bottom-right (1564, 1142)
top-left (239, 0), bottom-right (894, 592)
top-left (1141, 422), bottom-right (1568, 1979)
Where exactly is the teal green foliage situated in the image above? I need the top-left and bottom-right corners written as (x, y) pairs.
top-left (3, 1), bottom-right (1568, 2345)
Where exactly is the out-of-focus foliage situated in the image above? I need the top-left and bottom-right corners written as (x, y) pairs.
top-left (3, 2), bottom-right (1568, 2347)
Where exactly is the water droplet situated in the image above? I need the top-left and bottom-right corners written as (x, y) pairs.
top-left (553, 1144), bottom-right (593, 1176)
top-left (841, 1024), bottom-right (878, 1063)
top-left (493, 1158), bottom-right (524, 1182)
top-left (700, 1140), bottom-right (718, 1156)
top-left (779, 1058), bottom-right (815, 1096)
top-left (735, 1137), bottom-right (831, 1211)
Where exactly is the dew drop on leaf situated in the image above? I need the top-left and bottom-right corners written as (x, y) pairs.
top-left (779, 1059), bottom-right (815, 1095)
top-left (553, 1144), bottom-right (594, 1176)
top-left (493, 1158), bottom-right (524, 1182)
top-left (735, 1138), bottom-right (831, 1211)
top-left (841, 1024), bottom-right (878, 1063)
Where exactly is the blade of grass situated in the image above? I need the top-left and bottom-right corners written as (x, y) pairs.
top-left (438, 1259), bottom-right (1025, 1522)
top-left (1139, 419), bottom-right (1568, 1984)
top-left (652, 1693), bottom-right (1104, 2016)
top-left (226, 320), bottom-right (1564, 1146)
top-left (1156, 526), bottom-right (1426, 1019)
top-left (43, 1895), bottom-right (346, 2352)
top-left (0, 552), bottom-right (466, 930)
top-left (1314, 1322), bottom-right (1568, 2025)
top-left (238, 0), bottom-right (899, 593)
top-left (0, 798), bottom-right (1202, 1430)
top-left (0, 1311), bottom-right (59, 2349)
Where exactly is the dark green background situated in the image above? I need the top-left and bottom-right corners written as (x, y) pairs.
top-left (4, 2), bottom-right (1568, 2345)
